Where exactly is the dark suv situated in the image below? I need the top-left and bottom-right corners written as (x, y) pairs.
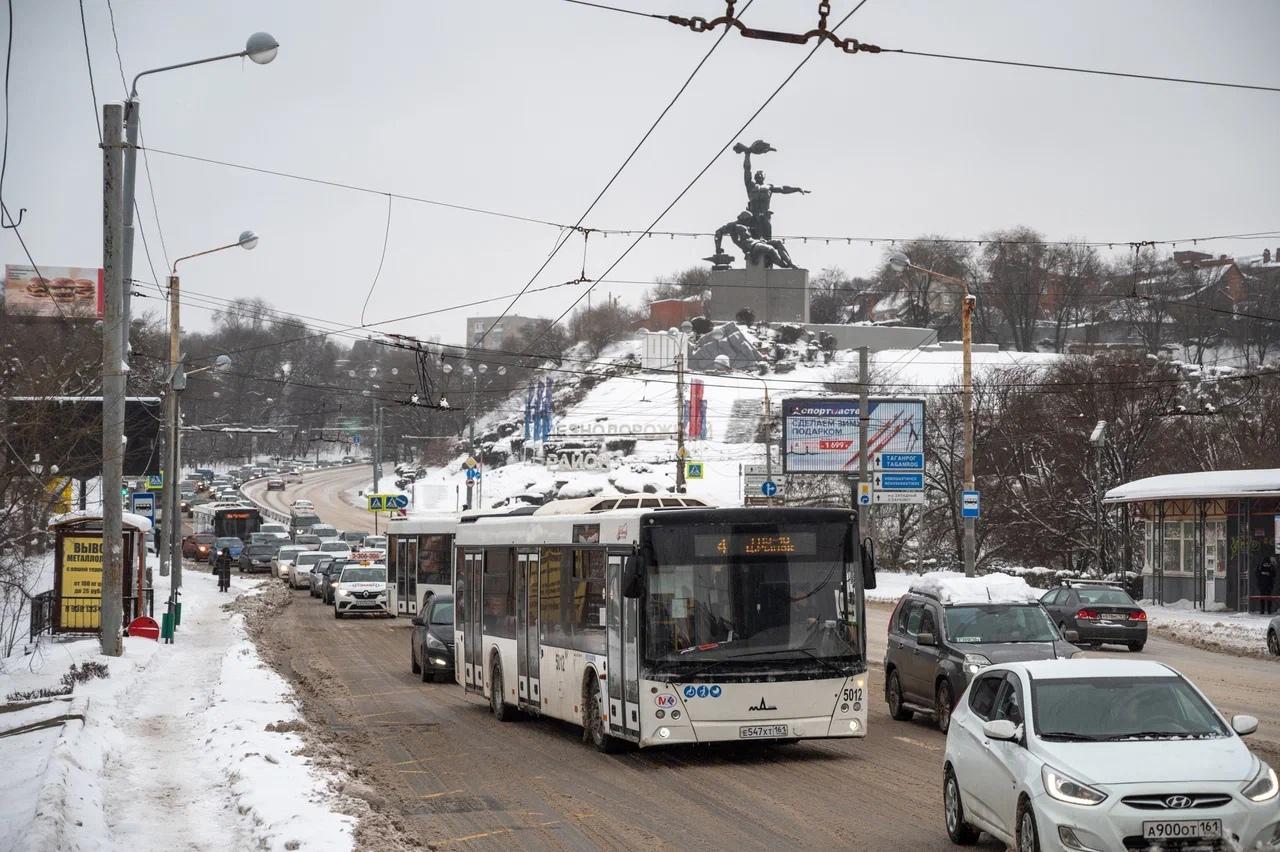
top-left (885, 583), bottom-right (1079, 733)
top-left (1039, 581), bottom-right (1148, 652)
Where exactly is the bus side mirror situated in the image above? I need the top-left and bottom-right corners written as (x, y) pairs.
top-left (622, 553), bottom-right (643, 598)
top-left (861, 537), bottom-right (877, 590)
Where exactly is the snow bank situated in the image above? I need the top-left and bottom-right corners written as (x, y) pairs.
top-left (909, 571), bottom-right (1041, 605)
top-left (1139, 599), bottom-right (1273, 657)
top-left (2, 568), bottom-right (354, 852)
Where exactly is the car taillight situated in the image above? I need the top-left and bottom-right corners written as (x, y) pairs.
top-left (1076, 609), bottom-right (1099, 620)
top-left (1129, 610), bottom-right (1147, 621)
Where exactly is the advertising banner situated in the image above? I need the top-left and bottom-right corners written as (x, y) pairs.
top-left (60, 534), bottom-right (104, 629)
top-left (4, 265), bottom-right (103, 319)
top-left (782, 397), bottom-right (925, 474)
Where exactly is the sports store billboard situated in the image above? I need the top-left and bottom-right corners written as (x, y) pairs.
top-left (3, 264), bottom-right (103, 319)
top-left (781, 397), bottom-right (925, 474)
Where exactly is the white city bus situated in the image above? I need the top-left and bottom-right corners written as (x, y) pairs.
top-left (385, 515), bottom-right (456, 615)
top-left (454, 499), bottom-right (873, 750)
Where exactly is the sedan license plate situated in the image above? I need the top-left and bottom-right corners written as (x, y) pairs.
top-left (739, 724), bottom-right (789, 739)
top-left (1142, 819), bottom-right (1221, 841)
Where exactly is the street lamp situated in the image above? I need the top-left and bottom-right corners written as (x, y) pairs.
top-left (888, 250), bottom-right (979, 576)
top-left (120, 34), bottom-right (278, 360)
top-left (1090, 420), bottom-right (1108, 574)
top-left (161, 233), bottom-right (256, 604)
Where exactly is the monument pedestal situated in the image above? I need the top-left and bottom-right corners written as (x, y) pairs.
top-left (707, 264), bottom-right (809, 324)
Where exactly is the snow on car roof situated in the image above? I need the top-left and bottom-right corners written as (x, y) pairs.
top-left (996, 659), bottom-right (1175, 680)
top-left (908, 571), bottom-right (1042, 605)
top-left (1104, 468), bottom-right (1280, 503)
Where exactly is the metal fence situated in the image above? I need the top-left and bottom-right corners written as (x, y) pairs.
top-left (29, 589), bottom-right (156, 641)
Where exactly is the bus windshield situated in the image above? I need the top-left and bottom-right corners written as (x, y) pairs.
top-left (645, 522), bottom-right (858, 675)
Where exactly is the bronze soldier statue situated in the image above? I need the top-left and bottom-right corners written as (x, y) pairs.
top-left (736, 140), bottom-right (809, 240)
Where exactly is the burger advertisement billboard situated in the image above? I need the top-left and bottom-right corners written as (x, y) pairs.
top-left (3, 264), bottom-right (103, 319)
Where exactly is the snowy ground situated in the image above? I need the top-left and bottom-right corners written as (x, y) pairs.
top-left (0, 564), bottom-right (355, 852)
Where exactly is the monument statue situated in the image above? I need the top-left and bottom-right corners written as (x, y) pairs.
top-left (705, 139), bottom-right (808, 270)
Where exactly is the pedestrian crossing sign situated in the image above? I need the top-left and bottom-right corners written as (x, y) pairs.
top-left (685, 461), bottom-right (704, 480)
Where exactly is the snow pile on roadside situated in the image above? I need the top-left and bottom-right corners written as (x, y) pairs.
top-left (1, 568), bottom-right (355, 852)
top-left (909, 571), bottom-right (1041, 605)
top-left (1139, 599), bottom-right (1273, 658)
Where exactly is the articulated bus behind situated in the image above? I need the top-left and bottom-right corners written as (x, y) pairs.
top-left (385, 515), bottom-right (456, 616)
top-left (454, 502), bottom-right (873, 750)
top-left (192, 503), bottom-right (263, 541)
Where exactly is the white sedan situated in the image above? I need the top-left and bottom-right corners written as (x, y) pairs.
top-left (287, 551), bottom-right (327, 590)
top-left (942, 659), bottom-right (1278, 852)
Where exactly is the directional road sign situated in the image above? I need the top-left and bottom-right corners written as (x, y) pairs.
top-left (857, 482), bottom-right (873, 506)
top-left (873, 490), bottom-right (926, 504)
top-left (352, 435), bottom-right (361, 446)
top-left (962, 490), bottom-right (980, 518)
top-left (466, 468), bottom-right (481, 481)
top-left (761, 480), bottom-right (778, 497)
top-left (873, 471), bottom-right (925, 491)
top-left (873, 452), bottom-right (924, 471)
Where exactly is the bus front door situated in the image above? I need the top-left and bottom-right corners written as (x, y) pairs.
top-left (396, 536), bottom-right (418, 615)
top-left (607, 554), bottom-right (641, 740)
top-left (516, 552), bottom-right (540, 711)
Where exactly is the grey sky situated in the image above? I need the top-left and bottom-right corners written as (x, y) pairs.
top-left (4, 0), bottom-right (1279, 346)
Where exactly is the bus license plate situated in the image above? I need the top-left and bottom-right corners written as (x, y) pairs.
top-left (1142, 819), bottom-right (1221, 841)
top-left (739, 724), bottom-right (789, 739)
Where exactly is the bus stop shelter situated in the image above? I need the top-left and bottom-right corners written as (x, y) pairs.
top-left (1103, 469), bottom-right (1279, 612)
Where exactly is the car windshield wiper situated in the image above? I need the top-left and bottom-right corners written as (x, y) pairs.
top-left (1038, 731), bottom-right (1104, 741)
top-left (730, 646), bottom-right (851, 677)
top-left (1099, 730), bottom-right (1212, 741)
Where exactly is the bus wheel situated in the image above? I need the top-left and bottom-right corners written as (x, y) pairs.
top-left (583, 677), bottom-right (617, 753)
top-left (490, 660), bottom-right (512, 722)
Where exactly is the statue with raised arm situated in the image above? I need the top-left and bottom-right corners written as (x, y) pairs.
top-left (707, 211), bottom-right (796, 270)
top-left (734, 139), bottom-right (810, 240)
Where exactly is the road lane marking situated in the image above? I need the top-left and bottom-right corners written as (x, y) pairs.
top-left (418, 788), bottom-right (465, 799)
top-left (892, 735), bottom-right (942, 752)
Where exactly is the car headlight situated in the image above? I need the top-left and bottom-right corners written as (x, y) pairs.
top-left (336, 589), bottom-right (350, 598)
top-left (1042, 765), bottom-right (1107, 806)
top-left (426, 633), bottom-right (446, 650)
top-left (963, 653), bottom-right (992, 675)
top-left (1243, 760), bottom-right (1279, 802)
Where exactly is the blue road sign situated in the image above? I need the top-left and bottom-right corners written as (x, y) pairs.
top-left (130, 492), bottom-right (155, 521)
top-left (874, 471), bottom-right (924, 490)
top-left (390, 494), bottom-right (409, 509)
top-left (761, 480), bottom-right (778, 497)
top-left (962, 490), bottom-right (980, 518)
top-left (352, 435), bottom-right (361, 446)
top-left (873, 452), bottom-right (925, 471)
top-left (466, 468), bottom-right (481, 481)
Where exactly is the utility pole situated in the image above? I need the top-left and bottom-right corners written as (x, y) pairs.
top-left (100, 103), bottom-right (126, 658)
top-left (961, 290), bottom-right (977, 577)
top-left (372, 402), bottom-right (382, 492)
top-left (675, 352), bottom-right (687, 493)
top-left (857, 346), bottom-right (872, 549)
top-left (465, 374), bottom-right (476, 511)
top-left (166, 273), bottom-right (182, 598)
top-left (761, 379), bottom-right (772, 487)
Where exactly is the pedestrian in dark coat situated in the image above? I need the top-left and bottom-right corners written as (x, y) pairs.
top-left (1259, 554), bottom-right (1277, 614)
top-left (216, 547), bottom-right (232, 593)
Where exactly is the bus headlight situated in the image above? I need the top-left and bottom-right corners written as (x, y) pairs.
top-left (849, 719), bottom-right (862, 733)
top-left (657, 727), bottom-right (670, 739)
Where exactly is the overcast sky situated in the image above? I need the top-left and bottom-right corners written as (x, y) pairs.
top-left (4, 0), bottom-right (1279, 346)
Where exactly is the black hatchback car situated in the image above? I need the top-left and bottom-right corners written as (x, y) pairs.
top-left (1039, 581), bottom-right (1148, 651)
top-left (885, 579), bottom-right (1080, 733)
top-left (410, 594), bottom-right (455, 683)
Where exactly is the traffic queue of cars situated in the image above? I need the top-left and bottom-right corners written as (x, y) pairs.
top-left (883, 573), bottom-right (1279, 851)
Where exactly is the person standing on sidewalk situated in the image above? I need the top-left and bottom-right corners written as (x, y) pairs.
top-left (1258, 554), bottom-right (1276, 615)
top-left (215, 547), bottom-right (232, 593)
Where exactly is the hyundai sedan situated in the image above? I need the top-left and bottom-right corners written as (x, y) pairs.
top-left (942, 659), bottom-right (1278, 851)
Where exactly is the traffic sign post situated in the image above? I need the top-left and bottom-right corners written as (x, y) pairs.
top-left (962, 490), bottom-right (980, 518)
top-left (857, 482), bottom-right (873, 506)
top-left (685, 461), bottom-right (704, 480)
top-left (145, 474), bottom-right (163, 492)
top-left (873, 491), bottom-right (925, 504)
top-left (873, 471), bottom-right (925, 491)
top-left (872, 452), bottom-right (924, 471)
top-left (761, 480), bottom-right (778, 498)
top-left (130, 492), bottom-right (156, 522)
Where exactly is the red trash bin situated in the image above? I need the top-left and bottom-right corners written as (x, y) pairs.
top-left (126, 615), bottom-right (161, 641)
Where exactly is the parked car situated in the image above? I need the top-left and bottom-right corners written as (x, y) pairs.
top-left (310, 524), bottom-right (340, 542)
top-left (265, 478), bottom-right (286, 491)
top-left (318, 540), bottom-right (352, 559)
top-left (1039, 581), bottom-right (1148, 652)
top-left (1267, 615), bottom-right (1279, 656)
top-left (213, 536), bottom-right (244, 560)
top-left (182, 532), bottom-right (217, 562)
top-left (273, 545), bottom-right (306, 580)
top-left (410, 593), bottom-right (455, 682)
top-left (333, 562), bottom-right (390, 618)
top-left (288, 551), bottom-right (328, 590)
top-left (942, 659), bottom-right (1277, 851)
top-left (886, 573), bottom-right (1080, 733)
top-left (238, 543), bottom-right (277, 574)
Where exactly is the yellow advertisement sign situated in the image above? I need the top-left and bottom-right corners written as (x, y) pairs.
top-left (46, 478), bottom-right (73, 514)
top-left (60, 535), bottom-right (103, 629)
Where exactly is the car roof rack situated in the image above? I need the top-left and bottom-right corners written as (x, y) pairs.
top-left (1061, 578), bottom-right (1125, 588)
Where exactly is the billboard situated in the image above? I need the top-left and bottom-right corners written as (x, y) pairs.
top-left (3, 264), bottom-right (103, 319)
top-left (3, 397), bottom-right (162, 478)
top-left (782, 397), bottom-right (925, 474)
top-left (60, 534), bottom-right (104, 630)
